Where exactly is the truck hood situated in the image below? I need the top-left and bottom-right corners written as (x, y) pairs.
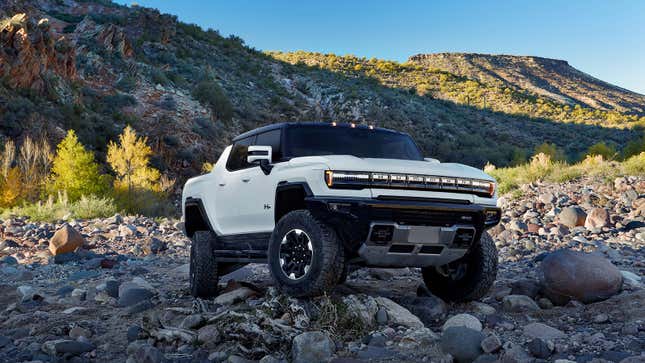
top-left (293, 155), bottom-right (494, 181)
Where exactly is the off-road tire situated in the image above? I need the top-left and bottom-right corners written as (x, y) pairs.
top-left (421, 231), bottom-right (497, 302)
top-left (190, 230), bottom-right (219, 298)
top-left (268, 210), bottom-right (345, 297)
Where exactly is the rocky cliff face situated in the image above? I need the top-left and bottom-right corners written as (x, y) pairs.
top-left (0, 13), bottom-right (76, 91)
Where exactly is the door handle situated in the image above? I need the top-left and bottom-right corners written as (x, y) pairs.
top-left (219, 183), bottom-right (226, 187)
top-left (242, 178), bottom-right (251, 183)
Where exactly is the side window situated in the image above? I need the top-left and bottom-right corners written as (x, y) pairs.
top-left (255, 129), bottom-right (282, 162)
top-left (226, 136), bottom-right (255, 171)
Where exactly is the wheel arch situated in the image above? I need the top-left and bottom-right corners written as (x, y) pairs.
top-left (184, 197), bottom-right (214, 238)
top-left (274, 182), bottom-right (313, 224)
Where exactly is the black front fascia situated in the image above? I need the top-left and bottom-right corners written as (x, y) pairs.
top-left (305, 196), bottom-right (501, 254)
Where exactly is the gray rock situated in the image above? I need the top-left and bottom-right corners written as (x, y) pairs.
top-left (502, 295), bottom-right (540, 312)
top-left (401, 295), bottom-right (447, 324)
top-left (106, 214), bottom-right (123, 225)
top-left (440, 326), bottom-right (484, 363)
top-left (480, 334), bottom-right (502, 353)
top-left (375, 307), bottom-right (388, 325)
top-left (71, 288), bottom-right (87, 301)
top-left (540, 249), bottom-right (623, 304)
top-left (509, 220), bottom-right (528, 233)
top-left (291, 331), bottom-right (335, 363)
top-left (41, 339), bottom-right (94, 355)
top-left (118, 287), bottom-right (154, 307)
top-left (527, 338), bottom-right (552, 359)
top-left (559, 206), bottom-right (587, 228)
top-left (17, 285), bottom-right (40, 302)
top-left (522, 322), bottom-right (566, 341)
top-left (180, 314), bottom-right (205, 330)
top-left (197, 325), bottom-right (221, 348)
top-left (442, 313), bottom-right (482, 332)
top-left (374, 296), bottom-right (424, 328)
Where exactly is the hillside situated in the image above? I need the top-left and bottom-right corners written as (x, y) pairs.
top-left (409, 53), bottom-right (645, 116)
top-left (0, 0), bottom-right (643, 185)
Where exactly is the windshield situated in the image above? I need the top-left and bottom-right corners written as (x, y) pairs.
top-left (284, 125), bottom-right (424, 160)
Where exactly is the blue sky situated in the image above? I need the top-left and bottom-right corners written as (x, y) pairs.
top-left (115, 0), bottom-right (645, 94)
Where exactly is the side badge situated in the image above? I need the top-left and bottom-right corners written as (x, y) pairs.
top-left (264, 204), bottom-right (271, 210)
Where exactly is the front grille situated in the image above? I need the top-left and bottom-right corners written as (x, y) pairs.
top-left (371, 207), bottom-right (477, 227)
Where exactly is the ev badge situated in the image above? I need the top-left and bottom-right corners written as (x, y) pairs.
top-left (264, 204), bottom-right (272, 210)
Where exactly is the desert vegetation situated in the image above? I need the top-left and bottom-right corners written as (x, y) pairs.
top-left (0, 127), bottom-right (173, 221)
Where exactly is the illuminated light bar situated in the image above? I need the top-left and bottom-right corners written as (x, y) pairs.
top-left (324, 170), bottom-right (496, 197)
top-left (350, 123), bottom-right (356, 128)
top-left (331, 121), bottom-right (337, 126)
top-left (368, 125), bottom-right (374, 130)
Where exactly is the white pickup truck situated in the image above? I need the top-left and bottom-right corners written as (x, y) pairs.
top-left (182, 122), bottom-right (501, 300)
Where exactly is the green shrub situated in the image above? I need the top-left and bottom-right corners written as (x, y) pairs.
top-left (586, 142), bottom-right (617, 160)
top-left (1, 193), bottom-right (118, 222)
top-left (192, 79), bottom-right (234, 122)
top-left (72, 195), bottom-right (118, 219)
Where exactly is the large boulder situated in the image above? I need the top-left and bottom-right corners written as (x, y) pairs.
top-left (291, 331), bottom-right (335, 363)
top-left (585, 208), bottom-right (610, 230)
top-left (558, 206), bottom-right (587, 228)
top-left (540, 249), bottom-right (623, 305)
top-left (49, 224), bottom-right (84, 256)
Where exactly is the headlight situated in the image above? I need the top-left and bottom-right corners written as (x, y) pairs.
top-left (324, 170), bottom-right (370, 188)
top-left (323, 170), bottom-right (496, 197)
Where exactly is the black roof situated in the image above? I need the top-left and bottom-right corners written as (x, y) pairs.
top-left (232, 121), bottom-right (403, 142)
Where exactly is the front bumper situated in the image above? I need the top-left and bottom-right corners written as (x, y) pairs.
top-left (306, 196), bottom-right (500, 268)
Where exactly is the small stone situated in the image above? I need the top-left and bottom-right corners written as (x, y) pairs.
top-left (0, 335), bottom-right (11, 348)
top-left (523, 322), bottom-right (566, 341)
top-left (537, 298), bottom-right (554, 309)
top-left (143, 237), bottom-right (167, 255)
top-left (480, 334), bottom-right (502, 353)
top-left (510, 279), bottom-right (541, 299)
top-left (375, 307), bottom-right (388, 325)
top-left (118, 286), bottom-right (154, 307)
top-left (527, 338), bottom-right (552, 358)
top-left (442, 313), bottom-right (482, 332)
top-left (292, 331), bottom-right (335, 363)
top-left (502, 295), bottom-right (540, 312)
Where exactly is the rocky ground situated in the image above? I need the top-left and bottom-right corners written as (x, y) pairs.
top-left (0, 176), bottom-right (643, 363)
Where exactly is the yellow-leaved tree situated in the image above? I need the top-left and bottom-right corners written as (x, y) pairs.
top-left (50, 130), bottom-right (109, 201)
top-left (107, 126), bottom-right (162, 213)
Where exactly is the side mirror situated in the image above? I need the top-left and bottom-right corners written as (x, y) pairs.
top-left (247, 145), bottom-right (273, 175)
top-left (247, 145), bottom-right (272, 164)
top-left (424, 157), bottom-right (440, 163)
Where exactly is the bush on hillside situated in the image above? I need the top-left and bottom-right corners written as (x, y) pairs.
top-left (192, 79), bottom-right (234, 122)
